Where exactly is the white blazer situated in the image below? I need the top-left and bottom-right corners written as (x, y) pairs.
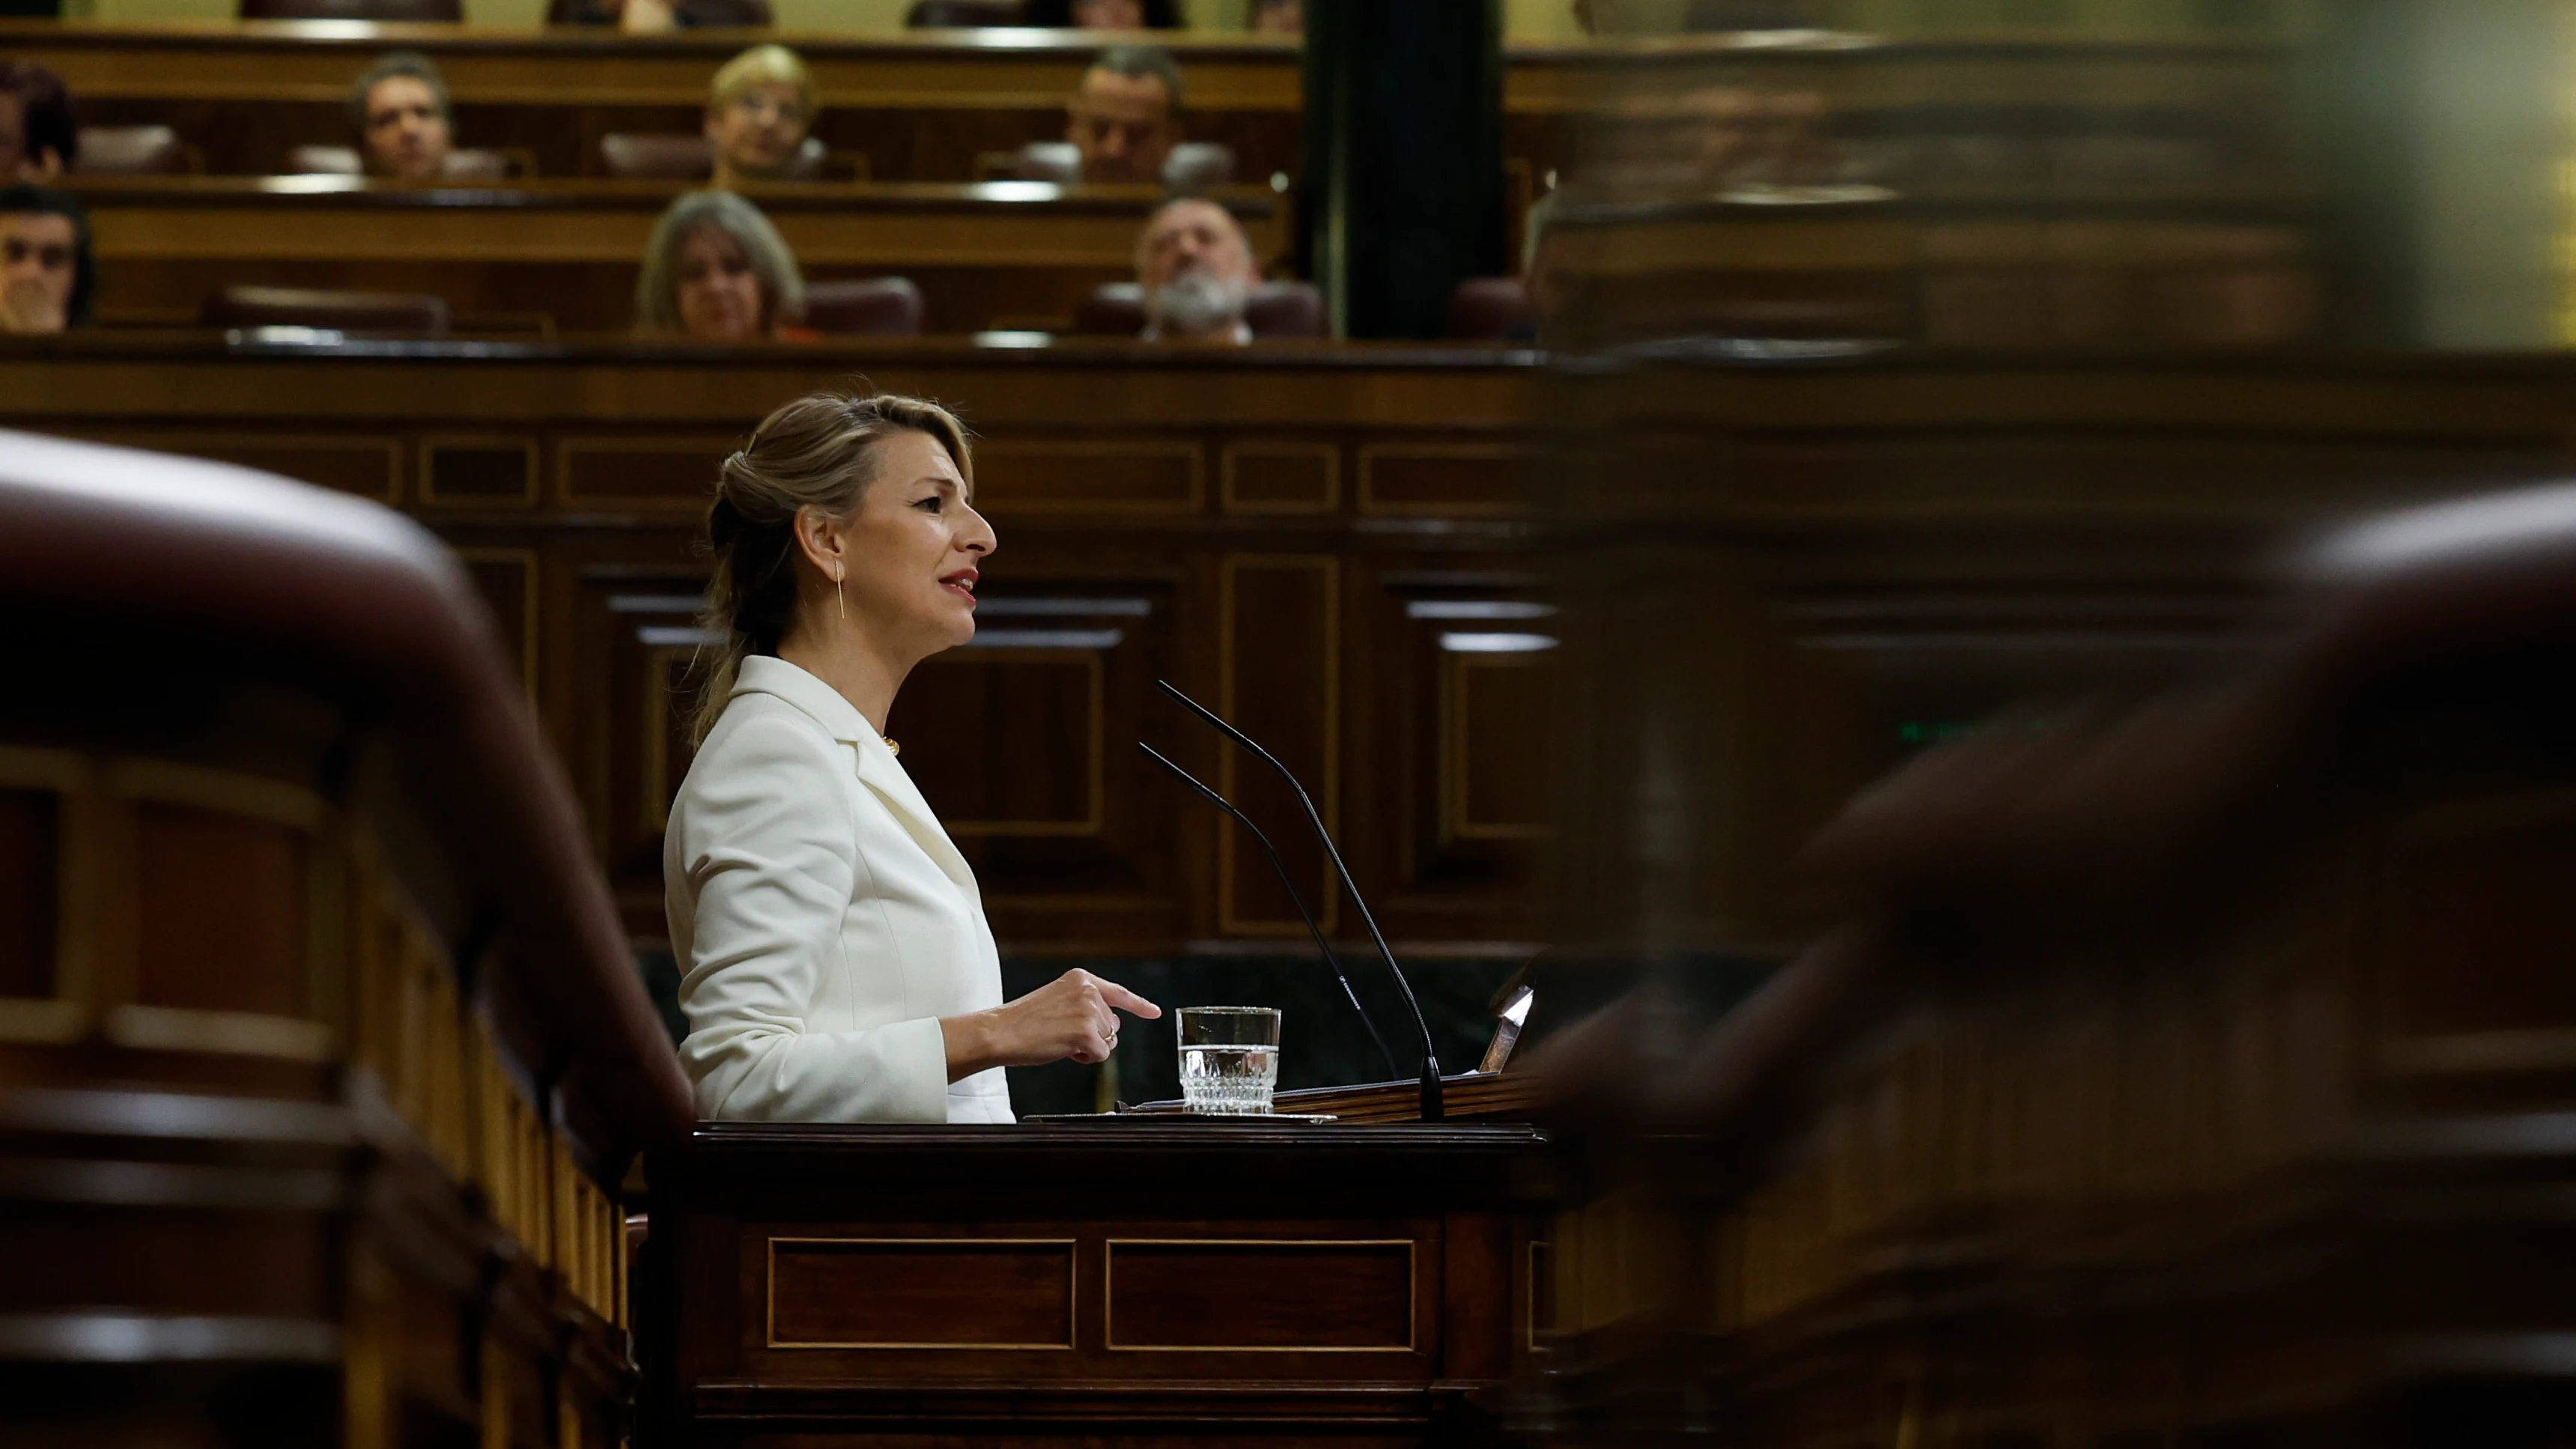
top-left (665, 654), bottom-right (1012, 1123)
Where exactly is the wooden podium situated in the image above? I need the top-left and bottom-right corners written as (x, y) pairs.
top-left (639, 1098), bottom-right (1555, 1449)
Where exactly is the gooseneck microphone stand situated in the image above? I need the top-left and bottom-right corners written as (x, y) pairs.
top-left (1149, 680), bottom-right (1445, 1121)
top-left (1140, 741), bottom-right (1403, 1081)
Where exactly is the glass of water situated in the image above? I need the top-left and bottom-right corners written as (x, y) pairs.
top-left (1177, 1006), bottom-right (1281, 1115)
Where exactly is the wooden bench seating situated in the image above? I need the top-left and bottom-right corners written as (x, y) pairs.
top-left (4, 22), bottom-right (1319, 182)
top-left (5, 20), bottom-right (2293, 199)
top-left (59, 175), bottom-right (1288, 334)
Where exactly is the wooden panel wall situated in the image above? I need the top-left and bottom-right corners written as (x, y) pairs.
top-left (4, 341), bottom-right (1546, 959)
top-left (44, 345), bottom-right (2576, 971)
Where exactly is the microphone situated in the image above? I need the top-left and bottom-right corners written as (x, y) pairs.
top-left (1139, 743), bottom-right (1403, 1081)
top-left (1152, 679), bottom-right (1445, 1121)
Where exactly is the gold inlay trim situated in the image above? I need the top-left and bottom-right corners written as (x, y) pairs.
top-left (83, 431), bottom-right (402, 505)
top-left (973, 439), bottom-right (1206, 516)
top-left (642, 644), bottom-right (698, 833)
top-left (1215, 554), bottom-right (1340, 938)
top-left (0, 745), bottom-right (91, 1038)
top-left (935, 648), bottom-right (1108, 838)
top-left (419, 435), bottom-right (540, 508)
top-left (454, 546), bottom-right (541, 699)
top-left (1102, 1237), bottom-right (1418, 1353)
top-left (556, 434), bottom-right (738, 511)
top-left (765, 1236), bottom-right (1078, 1350)
top-left (1445, 651), bottom-right (1547, 843)
top-left (1355, 441), bottom-right (1532, 518)
top-left (1220, 440), bottom-right (1340, 517)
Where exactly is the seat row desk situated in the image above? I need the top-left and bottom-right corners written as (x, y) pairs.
top-left (57, 170), bottom-right (2317, 350)
top-left (6, 20), bottom-right (2297, 196)
top-left (58, 175), bottom-right (1288, 335)
top-left (3, 20), bottom-right (1610, 184)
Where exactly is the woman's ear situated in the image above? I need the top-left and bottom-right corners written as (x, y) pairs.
top-left (791, 504), bottom-right (846, 582)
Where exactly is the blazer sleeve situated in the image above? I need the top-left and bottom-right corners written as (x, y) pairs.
top-left (672, 711), bottom-right (952, 1123)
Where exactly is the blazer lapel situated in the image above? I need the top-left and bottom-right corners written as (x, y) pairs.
top-left (849, 735), bottom-right (978, 893)
top-left (729, 656), bottom-right (979, 893)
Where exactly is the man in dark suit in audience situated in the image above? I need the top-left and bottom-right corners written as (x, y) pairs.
top-left (0, 63), bottom-right (75, 183)
top-left (1135, 195), bottom-right (1256, 344)
top-left (0, 184), bottom-right (91, 334)
top-left (1066, 45), bottom-right (1183, 185)
top-left (351, 53), bottom-right (455, 180)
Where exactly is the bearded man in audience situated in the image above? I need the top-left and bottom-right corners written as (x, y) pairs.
top-left (1135, 196), bottom-right (1257, 345)
top-left (351, 52), bottom-right (455, 180)
top-left (0, 63), bottom-right (76, 182)
top-left (0, 185), bottom-right (92, 335)
top-left (1066, 45), bottom-right (1183, 186)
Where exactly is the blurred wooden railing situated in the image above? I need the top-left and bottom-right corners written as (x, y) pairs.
top-left (0, 429), bottom-right (692, 1448)
top-left (1528, 478), bottom-right (2576, 1443)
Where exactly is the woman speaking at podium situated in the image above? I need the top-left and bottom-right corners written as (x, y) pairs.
top-left (664, 391), bottom-right (1161, 1123)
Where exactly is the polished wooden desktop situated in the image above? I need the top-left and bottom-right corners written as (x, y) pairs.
top-left (640, 1118), bottom-right (1557, 1449)
top-left (58, 175), bottom-right (1289, 334)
